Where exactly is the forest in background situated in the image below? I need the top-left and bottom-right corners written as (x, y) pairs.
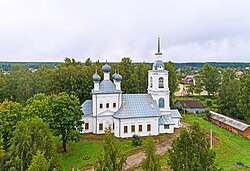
top-left (0, 61), bottom-right (249, 71)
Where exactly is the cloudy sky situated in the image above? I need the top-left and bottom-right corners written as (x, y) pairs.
top-left (0, 0), bottom-right (250, 63)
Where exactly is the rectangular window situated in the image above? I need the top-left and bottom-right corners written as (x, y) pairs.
top-left (139, 125), bottom-right (142, 132)
top-left (147, 124), bottom-right (151, 132)
top-left (124, 126), bottom-right (128, 133)
top-left (85, 123), bottom-right (89, 130)
top-left (131, 125), bottom-right (135, 132)
top-left (164, 125), bottom-right (169, 129)
top-left (106, 103), bottom-right (109, 108)
top-left (99, 123), bottom-right (103, 131)
top-left (113, 103), bottom-right (116, 108)
top-left (100, 103), bottom-right (103, 109)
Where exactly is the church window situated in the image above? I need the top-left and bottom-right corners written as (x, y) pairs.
top-left (147, 124), bottom-right (151, 131)
top-left (85, 123), bottom-right (89, 130)
top-left (164, 125), bottom-right (169, 129)
top-left (113, 103), bottom-right (116, 108)
top-left (131, 125), bottom-right (135, 132)
top-left (159, 98), bottom-right (165, 108)
top-left (106, 103), bottom-right (109, 108)
top-left (99, 123), bottom-right (103, 131)
top-left (150, 77), bottom-right (153, 88)
top-left (124, 126), bottom-right (128, 133)
top-left (100, 103), bottom-right (103, 109)
top-left (139, 125), bottom-right (142, 132)
top-left (158, 77), bottom-right (164, 88)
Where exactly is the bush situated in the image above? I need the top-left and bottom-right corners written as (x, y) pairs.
top-left (205, 99), bottom-right (212, 106)
top-left (132, 135), bottom-right (142, 147)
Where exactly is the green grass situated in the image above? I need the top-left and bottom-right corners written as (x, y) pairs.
top-left (183, 114), bottom-right (250, 170)
top-left (60, 137), bottom-right (138, 171)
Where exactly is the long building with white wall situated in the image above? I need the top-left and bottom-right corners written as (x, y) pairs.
top-left (81, 38), bottom-right (182, 138)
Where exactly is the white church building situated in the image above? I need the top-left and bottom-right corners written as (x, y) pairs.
top-left (81, 38), bottom-right (182, 138)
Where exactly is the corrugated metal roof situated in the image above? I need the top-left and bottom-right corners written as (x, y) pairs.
top-left (92, 80), bottom-right (122, 94)
top-left (175, 100), bottom-right (204, 108)
top-left (113, 94), bottom-right (162, 119)
top-left (159, 115), bottom-right (175, 125)
top-left (82, 100), bottom-right (92, 116)
top-left (170, 109), bottom-right (182, 118)
top-left (210, 111), bottom-right (249, 131)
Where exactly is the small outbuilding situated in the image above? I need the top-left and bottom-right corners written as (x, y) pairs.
top-left (174, 100), bottom-right (205, 113)
top-left (210, 111), bottom-right (250, 139)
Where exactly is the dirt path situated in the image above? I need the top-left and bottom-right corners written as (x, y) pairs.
top-left (124, 133), bottom-right (178, 170)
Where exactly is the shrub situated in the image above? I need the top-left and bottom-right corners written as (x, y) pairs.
top-left (205, 99), bottom-right (212, 106)
top-left (132, 135), bottom-right (142, 147)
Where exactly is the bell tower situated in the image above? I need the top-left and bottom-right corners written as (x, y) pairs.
top-left (148, 37), bottom-right (170, 113)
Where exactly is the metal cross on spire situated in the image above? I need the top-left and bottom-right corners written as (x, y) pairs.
top-left (155, 36), bottom-right (163, 56)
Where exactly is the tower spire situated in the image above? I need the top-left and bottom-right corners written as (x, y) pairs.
top-left (155, 36), bottom-right (163, 56)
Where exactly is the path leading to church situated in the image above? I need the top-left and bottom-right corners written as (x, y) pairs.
top-left (124, 131), bottom-right (179, 170)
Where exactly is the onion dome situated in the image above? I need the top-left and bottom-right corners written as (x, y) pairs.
top-left (112, 73), bottom-right (118, 79)
top-left (153, 60), bottom-right (165, 70)
top-left (102, 63), bottom-right (111, 73)
top-left (112, 73), bottom-right (122, 81)
top-left (92, 72), bottom-right (101, 81)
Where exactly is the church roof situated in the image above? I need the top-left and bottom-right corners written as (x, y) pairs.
top-left (82, 100), bottom-right (92, 116)
top-left (92, 80), bottom-right (122, 94)
top-left (153, 60), bottom-right (165, 70)
top-left (170, 109), bottom-right (182, 118)
top-left (159, 115), bottom-right (175, 125)
top-left (113, 94), bottom-right (162, 119)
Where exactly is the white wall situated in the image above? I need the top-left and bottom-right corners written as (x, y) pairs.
top-left (114, 117), bottom-right (160, 138)
top-left (93, 93), bottom-right (121, 116)
top-left (159, 125), bottom-right (174, 133)
top-left (82, 116), bottom-right (94, 133)
top-left (172, 118), bottom-right (181, 128)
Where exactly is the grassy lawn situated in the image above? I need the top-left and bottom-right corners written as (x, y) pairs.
top-left (183, 114), bottom-right (250, 170)
top-left (59, 135), bottom-right (139, 171)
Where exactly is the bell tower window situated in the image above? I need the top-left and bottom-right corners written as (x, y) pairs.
top-left (150, 77), bottom-right (153, 88)
top-left (159, 77), bottom-right (164, 88)
top-left (159, 98), bottom-right (165, 108)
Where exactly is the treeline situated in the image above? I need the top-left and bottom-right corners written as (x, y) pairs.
top-left (175, 62), bottom-right (250, 70)
top-left (0, 62), bottom-right (60, 71)
top-left (0, 57), bottom-right (177, 104)
top-left (1, 61), bottom-right (249, 72)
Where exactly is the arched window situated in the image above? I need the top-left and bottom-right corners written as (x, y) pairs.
top-left (159, 98), bottom-right (165, 108)
top-left (158, 77), bottom-right (164, 88)
top-left (150, 77), bottom-right (153, 88)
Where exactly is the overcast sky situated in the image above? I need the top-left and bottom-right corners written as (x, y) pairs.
top-left (0, 0), bottom-right (250, 63)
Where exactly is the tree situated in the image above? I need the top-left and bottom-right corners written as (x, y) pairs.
top-left (237, 72), bottom-right (250, 122)
top-left (27, 151), bottom-right (50, 171)
top-left (168, 122), bottom-right (220, 171)
top-left (0, 100), bottom-right (23, 150)
top-left (49, 92), bottom-right (82, 152)
top-left (165, 62), bottom-right (177, 106)
top-left (218, 68), bottom-right (242, 119)
top-left (142, 137), bottom-right (161, 171)
top-left (3, 117), bottom-right (61, 171)
top-left (95, 129), bottom-right (126, 171)
top-left (201, 64), bottom-right (220, 96)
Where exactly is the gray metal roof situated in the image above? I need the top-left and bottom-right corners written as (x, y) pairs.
top-left (102, 63), bottom-right (111, 72)
top-left (92, 72), bottom-right (101, 81)
top-left (113, 94), bottom-right (162, 119)
top-left (113, 73), bottom-right (122, 81)
top-left (210, 111), bottom-right (249, 131)
top-left (170, 109), bottom-right (182, 118)
top-left (92, 80), bottom-right (122, 94)
top-left (153, 60), bottom-right (165, 70)
top-left (159, 115), bottom-right (175, 125)
top-left (81, 100), bottom-right (92, 116)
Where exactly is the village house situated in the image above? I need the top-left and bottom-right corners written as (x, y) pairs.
top-left (81, 38), bottom-right (182, 138)
top-left (174, 99), bottom-right (205, 113)
top-left (210, 111), bottom-right (250, 139)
